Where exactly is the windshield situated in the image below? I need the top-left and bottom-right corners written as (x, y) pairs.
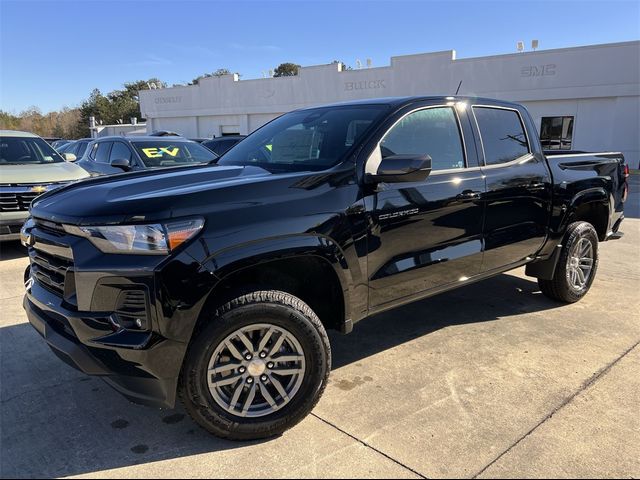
top-left (217, 105), bottom-right (387, 172)
top-left (0, 136), bottom-right (65, 165)
top-left (132, 141), bottom-right (217, 167)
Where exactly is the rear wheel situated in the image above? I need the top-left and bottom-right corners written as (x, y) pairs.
top-left (180, 290), bottom-right (331, 440)
top-left (539, 221), bottom-right (599, 303)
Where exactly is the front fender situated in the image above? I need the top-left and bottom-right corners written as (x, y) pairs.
top-left (201, 234), bottom-right (355, 324)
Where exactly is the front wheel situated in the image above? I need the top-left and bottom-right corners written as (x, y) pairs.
top-left (180, 290), bottom-right (331, 440)
top-left (539, 221), bottom-right (599, 303)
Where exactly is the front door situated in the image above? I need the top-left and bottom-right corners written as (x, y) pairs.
top-left (366, 104), bottom-right (486, 309)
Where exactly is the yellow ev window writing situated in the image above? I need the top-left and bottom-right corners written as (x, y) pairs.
top-left (142, 147), bottom-right (180, 158)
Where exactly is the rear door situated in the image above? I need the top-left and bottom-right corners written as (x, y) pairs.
top-left (366, 102), bottom-right (486, 309)
top-left (472, 105), bottom-right (553, 271)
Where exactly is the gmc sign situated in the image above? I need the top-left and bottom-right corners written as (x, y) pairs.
top-left (521, 64), bottom-right (557, 77)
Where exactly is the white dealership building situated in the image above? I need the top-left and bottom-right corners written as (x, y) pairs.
top-left (139, 41), bottom-right (640, 168)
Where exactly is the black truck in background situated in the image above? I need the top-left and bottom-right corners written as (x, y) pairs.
top-left (22, 96), bottom-right (628, 440)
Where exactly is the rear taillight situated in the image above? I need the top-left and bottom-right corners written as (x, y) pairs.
top-left (623, 164), bottom-right (630, 179)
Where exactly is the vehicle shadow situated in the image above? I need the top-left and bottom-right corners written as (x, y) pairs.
top-left (0, 240), bottom-right (27, 261)
top-left (0, 272), bottom-right (560, 478)
top-left (329, 272), bottom-right (561, 369)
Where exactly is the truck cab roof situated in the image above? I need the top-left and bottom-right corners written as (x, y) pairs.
top-left (299, 96), bottom-right (522, 110)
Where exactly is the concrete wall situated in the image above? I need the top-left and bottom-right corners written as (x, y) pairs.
top-left (95, 124), bottom-right (147, 137)
top-left (139, 41), bottom-right (640, 167)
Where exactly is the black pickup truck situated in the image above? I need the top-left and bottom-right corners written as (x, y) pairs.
top-left (22, 96), bottom-right (628, 440)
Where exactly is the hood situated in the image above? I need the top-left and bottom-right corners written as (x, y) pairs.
top-left (31, 164), bottom-right (279, 224)
top-left (1, 162), bottom-right (89, 184)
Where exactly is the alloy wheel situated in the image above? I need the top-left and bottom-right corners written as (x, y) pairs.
top-left (566, 237), bottom-right (594, 290)
top-left (206, 323), bottom-right (306, 418)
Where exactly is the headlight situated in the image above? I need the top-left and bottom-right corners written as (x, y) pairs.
top-left (64, 218), bottom-right (204, 255)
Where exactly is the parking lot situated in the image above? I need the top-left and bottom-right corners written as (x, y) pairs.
top-left (0, 176), bottom-right (638, 479)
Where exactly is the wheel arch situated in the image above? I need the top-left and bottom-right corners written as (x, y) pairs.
top-left (565, 188), bottom-right (610, 241)
top-left (192, 235), bottom-right (354, 341)
top-left (527, 187), bottom-right (608, 280)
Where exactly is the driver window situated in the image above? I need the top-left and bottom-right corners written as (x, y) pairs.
top-left (376, 107), bottom-right (465, 172)
top-left (109, 142), bottom-right (132, 162)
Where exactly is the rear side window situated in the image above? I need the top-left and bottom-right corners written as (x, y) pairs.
top-left (380, 107), bottom-right (465, 171)
top-left (94, 142), bottom-right (112, 164)
top-left (474, 107), bottom-right (529, 165)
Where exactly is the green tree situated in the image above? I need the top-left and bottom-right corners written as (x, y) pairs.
top-left (191, 68), bottom-right (233, 85)
top-left (273, 62), bottom-right (301, 77)
top-left (74, 79), bottom-right (165, 137)
top-left (2, 79), bottom-right (164, 139)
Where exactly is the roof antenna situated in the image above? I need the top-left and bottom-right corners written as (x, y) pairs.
top-left (455, 80), bottom-right (463, 95)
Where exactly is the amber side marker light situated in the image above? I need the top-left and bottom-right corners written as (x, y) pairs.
top-left (166, 218), bottom-right (205, 251)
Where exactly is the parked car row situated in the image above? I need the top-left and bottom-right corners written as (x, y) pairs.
top-left (55, 138), bottom-right (92, 161)
top-left (54, 134), bottom-right (247, 163)
top-left (0, 130), bottom-right (244, 241)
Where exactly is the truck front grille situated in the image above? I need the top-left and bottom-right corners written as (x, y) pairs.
top-left (29, 249), bottom-right (74, 297)
top-left (0, 191), bottom-right (41, 212)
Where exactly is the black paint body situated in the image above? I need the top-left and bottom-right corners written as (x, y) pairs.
top-left (23, 97), bottom-right (627, 408)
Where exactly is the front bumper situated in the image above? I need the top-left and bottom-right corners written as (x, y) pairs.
top-left (0, 215), bottom-right (28, 241)
top-left (24, 281), bottom-right (184, 408)
top-left (22, 217), bottom-right (217, 408)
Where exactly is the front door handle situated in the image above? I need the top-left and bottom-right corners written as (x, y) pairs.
top-left (528, 182), bottom-right (546, 191)
top-left (456, 190), bottom-right (482, 200)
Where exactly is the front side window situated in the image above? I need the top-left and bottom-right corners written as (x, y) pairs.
top-left (474, 107), bottom-right (530, 165)
top-left (132, 141), bottom-right (216, 167)
top-left (380, 107), bottom-right (465, 171)
top-left (0, 136), bottom-right (65, 164)
top-left (94, 142), bottom-right (112, 164)
top-left (109, 142), bottom-right (132, 162)
top-left (218, 106), bottom-right (388, 173)
top-left (540, 116), bottom-right (574, 150)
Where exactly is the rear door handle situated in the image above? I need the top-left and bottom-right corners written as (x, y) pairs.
top-left (456, 190), bottom-right (482, 200)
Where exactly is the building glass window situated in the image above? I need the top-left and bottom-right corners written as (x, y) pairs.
top-left (540, 116), bottom-right (574, 150)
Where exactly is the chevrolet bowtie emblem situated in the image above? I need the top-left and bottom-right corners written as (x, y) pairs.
top-left (31, 185), bottom-right (48, 193)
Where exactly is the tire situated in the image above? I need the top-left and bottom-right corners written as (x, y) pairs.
top-left (538, 221), bottom-right (599, 303)
top-left (180, 290), bottom-right (331, 441)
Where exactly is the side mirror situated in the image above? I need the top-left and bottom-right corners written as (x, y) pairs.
top-left (110, 158), bottom-right (131, 171)
top-left (368, 154), bottom-right (432, 183)
top-left (63, 153), bottom-right (77, 162)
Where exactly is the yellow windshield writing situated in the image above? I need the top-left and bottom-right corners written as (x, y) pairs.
top-left (141, 147), bottom-right (180, 158)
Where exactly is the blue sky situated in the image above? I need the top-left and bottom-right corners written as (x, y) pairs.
top-left (1, 0), bottom-right (639, 113)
